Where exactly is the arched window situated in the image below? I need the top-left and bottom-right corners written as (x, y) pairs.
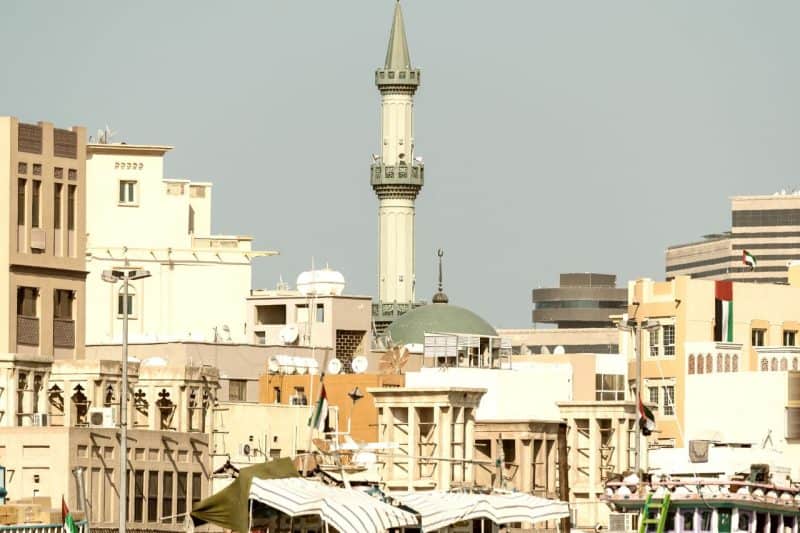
top-left (688, 354), bottom-right (695, 375)
top-left (697, 356), bottom-right (704, 374)
top-left (761, 358), bottom-right (768, 371)
top-left (733, 354), bottom-right (739, 372)
top-left (717, 354), bottom-right (723, 373)
top-left (771, 358), bottom-right (778, 371)
top-left (706, 354), bottom-right (713, 373)
top-left (724, 354), bottom-right (731, 372)
top-left (794, 358), bottom-right (799, 371)
top-left (117, 284), bottom-right (136, 318)
top-left (781, 358), bottom-right (788, 371)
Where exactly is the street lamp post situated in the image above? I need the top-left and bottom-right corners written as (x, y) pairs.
top-left (618, 317), bottom-right (659, 474)
top-left (102, 269), bottom-right (151, 533)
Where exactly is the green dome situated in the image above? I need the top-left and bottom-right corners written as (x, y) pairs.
top-left (385, 302), bottom-right (498, 346)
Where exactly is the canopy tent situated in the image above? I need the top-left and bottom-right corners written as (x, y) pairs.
top-left (391, 490), bottom-right (570, 532)
top-left (248, 477), bottom-right (419, 533)
top-left (190, 458), bottom-right (298, 533)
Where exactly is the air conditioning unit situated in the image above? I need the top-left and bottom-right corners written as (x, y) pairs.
top-left (608, 512), bottom-right (638, 532)
top-left (32, 413), bottom-right (49, 427)
top-left (30, 228), bottom-right (46, 251)
top-left (238, 443), bottom-right (253, 457)
top-left (88, 407), bottom-right (116, 428)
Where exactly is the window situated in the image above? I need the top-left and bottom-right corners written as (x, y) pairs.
top-left (699, 510), bottom-right (712, 531)
top-left (595, 374), bottom-right (625, 401)
top-left (54, 184), bottom-right (62, 229)
top-left (133, 470), bottom-right (144, 522)
top-left (291, 386), bottom-right (307, 405)
top-left (733, 354), bottom-right (738, 372)
top-left (752, 328), bottom-right (766, 347)
top-left (648, 386), bottom-right (659, 408)
top-left (162, 472), bottom-right (173, 523)
top-left (119, 180), bottom-right (137, 204)
top-left (716, 354), bottom-right (723, 373)
top-left (662, 386), bottom-right (675, 416)
top-left (662, 325), bottom-right (675, 356)
top-left (117, 285), bottom-right (135, 318)
top-left (705, 354), bottom-right (713, 373)
top-left (228, 379), bottom-right (246, 402)
top-left (67, 185), bottom-right (76, 230)
top-left (17, 178), bottom-right (25, 225)
top-left (176, 472), bottom-right (187, 520)
top-left (296, 304), bottom-right (309, 322)
top-left (785, 330), bottom-right (797, 347)
top-left (31, 180), bottom-right (40, 228)
top-left (273, 386), bottom-right (281, 404)
top-left (54, 289), bottom-right (73, 319)
top-left (17, 287), bottom-right (38, 317)
top-left (316, 303), bottom-right (325, 322)
top-left (147, 471), bottom-right (158, 522)
top-left (782, 359), bottom-right (789, 371)
top-left (191, 473), bottom-right (201, 510)
top-left (688, 354), bottom-right (695, 374)
top-left (772, 358), bottom-right (778, 371)
top-left (649, 328), bottom-right (660, 357)
top-left (682, 511), bottom-right (694, 531)
top-left (724, 354), bottom-right (731, 372)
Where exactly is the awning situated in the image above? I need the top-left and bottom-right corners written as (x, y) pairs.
top-left (392, 491), bottom-right (570, 532)
top-left (249, 477), bottom-right (419, 533)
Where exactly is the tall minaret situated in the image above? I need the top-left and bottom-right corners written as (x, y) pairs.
top-left (372, 1), bottom-right (423, 315)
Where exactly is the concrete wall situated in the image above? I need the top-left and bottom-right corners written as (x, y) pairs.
top-left (406, 367), bottom-right (571, 421)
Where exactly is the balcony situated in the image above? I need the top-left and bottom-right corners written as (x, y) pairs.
top-left (53, 318), bottom-right (75, 348)
top-left (16, 315), bottom-right (39, 346)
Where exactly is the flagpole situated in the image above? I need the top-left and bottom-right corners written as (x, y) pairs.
top-left (634, 320), bottom-right (642, 474)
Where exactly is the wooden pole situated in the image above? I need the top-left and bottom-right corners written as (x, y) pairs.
top-left (558, 422), bottom-right (571, 532)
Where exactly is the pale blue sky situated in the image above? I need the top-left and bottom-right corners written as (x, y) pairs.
top-left (2, 1), bottom-right (799, 327)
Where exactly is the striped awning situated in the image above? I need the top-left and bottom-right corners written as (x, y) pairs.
top-left (392, 491), bottom-right (570, 532)
top-left (248, 477), bottom-right (418, 533)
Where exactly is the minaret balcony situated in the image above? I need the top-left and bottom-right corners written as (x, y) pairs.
top-left (375, 68), bottom-right (421, 91)
top-left (371, 163), bottom-right (424, 189)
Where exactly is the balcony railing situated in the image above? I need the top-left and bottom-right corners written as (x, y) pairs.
top-left (16, 316), bottom-right (39, 346)
top-left (53, 318), bottom-right (75, 348)
top-left (0, 522), bottom-right (87, 533)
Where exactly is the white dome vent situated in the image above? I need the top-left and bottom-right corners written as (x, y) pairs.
top-left (296, 268), bottom-right (345, 296)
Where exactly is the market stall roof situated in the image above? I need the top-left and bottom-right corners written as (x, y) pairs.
top-left (391, 490), bottom-right (570, 532)
top-left (248, 477), bottom-right (418, 533)
top-left (190, 458), bottom-right (298, 533)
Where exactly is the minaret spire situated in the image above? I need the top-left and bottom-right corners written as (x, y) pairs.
top-left (432, 249), bottom-right (449, 304)
top-left (372, 2), bottom-right (424, 327)
top-left (385, 1), bottom-right (411, 69)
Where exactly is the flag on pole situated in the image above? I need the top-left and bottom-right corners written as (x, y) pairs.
top-left (308, 384), bottom-right (328, 432)
top-left (714, 280), bottom-right (734, 343)
top-left (62, 496), bottom-right (78, 533)
top-left (637, 394), bottom-right (655, 436)
top-left (742, 250), bottom-right (757, 269)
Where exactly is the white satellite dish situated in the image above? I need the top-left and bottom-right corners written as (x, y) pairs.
top-left (327, 358), bottom-right (342, 375)
top-left (267, 357), bottom-right (280, 374)
top-left (293, 357), bottom-right (308, 375)
top-left (553, 345), bottom-right (566, 355)
top-left (351, 355), bottom-right (368, 374)
top-left (279, 325), bottom-right (299, 345)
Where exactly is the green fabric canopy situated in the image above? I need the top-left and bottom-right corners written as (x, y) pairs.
top-left (190, 458), bottom-right (298, 533)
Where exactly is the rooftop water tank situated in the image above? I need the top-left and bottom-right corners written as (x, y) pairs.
top-left (296, 268), bottom-right (345, 296)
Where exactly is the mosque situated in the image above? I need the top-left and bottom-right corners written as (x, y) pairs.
top-left (370, 3), bottom-right (496, 348)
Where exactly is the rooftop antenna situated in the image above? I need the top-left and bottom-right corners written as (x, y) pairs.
top-left (96, 125), bottom-right (117, 145)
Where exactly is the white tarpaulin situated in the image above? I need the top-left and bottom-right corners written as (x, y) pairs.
top-left (248, 477), bottom-right (418, 533)
top-left (392, 490), bottom-right (570, 532)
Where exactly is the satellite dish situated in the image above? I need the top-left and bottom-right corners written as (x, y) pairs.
top-left (351, 355), bottom-right (368, 374)
top-left (541, 346), bottom-right (551, 355)
top-left (268, 357), bottom-right (280, 374)
top-left (279, 325), bottom-right (299, 345)
top-left (327, 358), bottom-right (342, 375)
top-left (293, 357), bottom-right (308, 375)
top-left (553, 345), bottom-right (565, 355)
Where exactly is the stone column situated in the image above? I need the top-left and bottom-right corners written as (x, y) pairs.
top-left (407, 405), bottom-right (417, 491)
top-left (464, 408), bottom-right (475, 484)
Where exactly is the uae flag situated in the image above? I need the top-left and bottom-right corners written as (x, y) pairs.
top-left (637, 394), bottom-right (655, 436)
top-left (308, 384), bottom-right (328, 432)
top-left (714, 280), bottom-right (734, 343)
top-left (742, 250), bottom-right (757, 269)
top-left (62, 496), bottom-right (78, 533)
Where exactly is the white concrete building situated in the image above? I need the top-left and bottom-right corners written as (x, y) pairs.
top-left (85, 142), bottom-right (276, 345)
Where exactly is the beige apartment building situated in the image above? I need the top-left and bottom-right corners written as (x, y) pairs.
top-left (0, 117), bottom-right (87, 428)
top-left (666, 193), bottom-right (800, 283)
top-left (626, 271), bottom-right (800, 448)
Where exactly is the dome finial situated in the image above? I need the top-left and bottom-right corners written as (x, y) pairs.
top-left (432, 248), bottom-right (449, 303)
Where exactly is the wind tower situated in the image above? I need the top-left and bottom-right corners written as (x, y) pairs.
top-left (371, 1), bottom-right (424, 332)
